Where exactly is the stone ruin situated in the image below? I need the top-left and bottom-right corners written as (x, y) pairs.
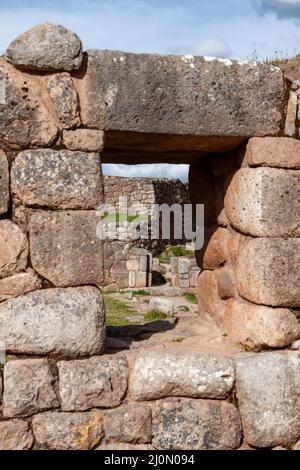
top-left (0, 22), bottom-right (299, 450)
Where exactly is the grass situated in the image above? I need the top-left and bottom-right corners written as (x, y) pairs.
top-left (131, 290), bottom-right (150, 296)
top-left (183, 292), bottom-right (198, 304)
top-left (158, 245), bottom-right (195, 264)
top-left (104, 296), bottom-right (138, 326)
top-left (144, 310), bottom-right (168, 322)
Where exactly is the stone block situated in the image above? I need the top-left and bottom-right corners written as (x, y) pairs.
top-left (0, 220), bottom-right (28, 279)
top-left (3, 359), bottom-right (59, 418)
top-left (47, 73), bottom-right (80, 129)
top-left (0, 420), bottom-right (33, 450)
top-left (149, 297), bottom-right (176, 315)
top-left (58, 356), bottom-right (128, 411)
top-left (235, 352), bottom-right (300, 448)
top-left (63, 129), bottom-right (105, 152)
top-left (0, 269), bottom-right (42, 302)
top-left (129, 352), bottom-right (235, 400)
top-left (0, 286), bottom-right (105, 357)
top-left (152, 398), bottom-right (242, 450)
top-left (30, 211), bottom-right (104, 287)
top-left (12, 150), bottom-right (103, 210)
top-left (236, 237), bottom-right (300, 307)
top-left (104, 404), bottom-right (152, 444)
top-left (246, 137), bottom-right (300, 169)
top-left (225, 167), bottom-right (300, 237)
top-left (224, 299), bottom-right (300, 349)
top-left (32, 410), bottom-right (104, 450)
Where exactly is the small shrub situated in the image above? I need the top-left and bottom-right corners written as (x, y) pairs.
top-left (144, 310), bottom-right (168, 322)
top-left (179, 305), bottom-right (190, 312)
top-left (183, 292), bottom-right (198, 304)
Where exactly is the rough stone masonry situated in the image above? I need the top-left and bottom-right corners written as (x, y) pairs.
top-left (0, 22), bottom-right (299, 450)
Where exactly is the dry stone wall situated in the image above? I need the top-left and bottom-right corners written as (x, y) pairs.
top-left (0, 22), bottom-right (299, 450)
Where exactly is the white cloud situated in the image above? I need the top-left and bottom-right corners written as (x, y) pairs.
top-left (170, 38), bottom-right (231, 58)
top-left (102, 164), bottom-right (189, 182)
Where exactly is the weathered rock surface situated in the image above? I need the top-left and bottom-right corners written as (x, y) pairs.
top-left (0, 420), bottom-right (33, 450)
top-left (235, 352), bottom-right (300, 448)
top-left (63, 129), bottom-right (105, 152)
top-left (129, 352), bottom-right (235, 400)
top-left (197, 270), bottom-right (228, 322)
top-left (6, 23), bottom-right (83, 72)
top-left (224, 299), bottom-right (300, 349)
top-left (201, 227), bottom-right (229, 269)
top-left (58, 356), bottom-right (127, 411)
top-left (246, 137), bottom-right (300, 169)
top-left (12, 150), bottom-right (103, 210)
top-left (225, 167), bottom-right (300, 237)
top-left (47, 73), bottom-right (81, 129)
top-left (75, 52), bottom-right (283, 151)
top-left (30, 211), bottom-right (104, 287)
top-left (97, 443), bottom-right (155, 450)
top-left (0, 150), bottom-right (9, 215)
top-left (152, 398), bottom-right (242, 450)
top-left (0, 59), bottom-right (58, 150)
top-left (0, 269), bottom-right (42, 302)
top-left (236, 238), bottom-right (300, 307)
top-left (0, 220), bottom-right (28, 279)
top-left (149, 297), bottom-right (176, 315)
top-left (104, 404), bottom-right (152, 444)
top-left (3, 359), bottom-right (59, 418)
top-left (0, 287), bottom-right (105, 357)
top-left (32, 410), bottom-right (104, 450)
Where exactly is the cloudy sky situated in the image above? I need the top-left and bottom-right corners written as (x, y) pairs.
top-left (1, 0), bottom-right (300, 180)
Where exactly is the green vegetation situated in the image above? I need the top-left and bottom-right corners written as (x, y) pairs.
top-left (131, 290), bottom-right (151, 296)
top-left (183, 292), bottom-right (198, 304)
top-left (101, 211), bottom-right (150, 224)
top-left (158, 245), bottom-right (195, 264)
top-left (144, 310), bottom-right (168, 322)
top-left (104, 296), bottom-right (138, 326)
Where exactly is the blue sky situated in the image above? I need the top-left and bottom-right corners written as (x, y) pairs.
top-left (2, 0), bottom-right (300, 180)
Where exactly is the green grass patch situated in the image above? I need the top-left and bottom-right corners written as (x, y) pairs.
top-left (104, 296), bottom-right (138, 326)
top-left (132, 290), bottom-right (151, 296)
top-left (158, 254), bottom-right (171, 264)
top-left (183, 292), bottom-right (198, 304)
top-left (144, 310), bottom-right (168, 322)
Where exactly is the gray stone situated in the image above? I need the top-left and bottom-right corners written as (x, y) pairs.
top-left (30, 211), bottom-right (104, 287)
top-left (0, 269), bottom-right (42, 302)
top-left (63, 129), bottom-right (105, 152)
top-left (149, 297), bottom-right (176, 315)
top-left (0, 420), bottom-right (33, 450)
top-left (6, 23), bottom-right (83, 72)
top-left (58, 356), bottom-right (128, 411)
top-left (129, 352), bottom-right (235, 400)
top-left (152, 398), bottom-right (242, 450)
top-left (291, 340), bottom-right (300, 350)
top-left (74, 52), bottom-right (283, 154)
top-left (0, 58), bottom-right (58, 150)
top-left (0, 286), bottom-right (105, 357)
top-left (104, 404), bottom-right (152, 444)
top-left (3, 359), bottom-right (59, 418)
top-left (47, 73), bottom-right (81, 129)
top-left (224, 299), bottom-right (300, 349)
top-left (0, 220), bottom-right (28, 279)
top-left (235, 352), bottom-right (300, 448)
top-left (225, 167), bottom-right (300, 237)
top-left (32, 410), bottom-right (104, 450)
top-left (236, 237), bottom-right (300, 307)
top-left (178, 257), bottom-right (190, 274)
top-left (0, 150), bottom-right (9, 215)
top-left (12, 150), bottom-right (103, 210)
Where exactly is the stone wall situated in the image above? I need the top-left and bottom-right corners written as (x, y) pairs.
top-left (191, 138), bottom-right (300, 350)
top-left (170, 257), bottom-right (201, 288)
top-left (0, 22), bottom-right (299, 450)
